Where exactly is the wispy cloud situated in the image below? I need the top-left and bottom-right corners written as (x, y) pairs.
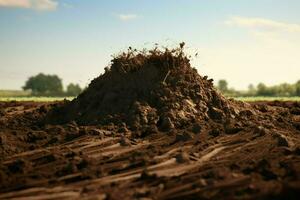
top-left (0, 0), bottom-right (58, 11)
top-left (202, 16), bottom-right (300, 89)
top-left (62, 2), bottom-right (73, 9)
top-left (117, 14), bottom-right (138, 21)
top-left (225, 16), bottom-right (300, 33)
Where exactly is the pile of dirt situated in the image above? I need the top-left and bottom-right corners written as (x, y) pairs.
top-left (46, 44), bottom-right (239, 135)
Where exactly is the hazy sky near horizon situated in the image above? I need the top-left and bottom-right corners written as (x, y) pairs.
top-left (0, 0), bottom-right (300, 90)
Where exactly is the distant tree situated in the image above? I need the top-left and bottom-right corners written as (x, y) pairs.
top-left (248, 84), bottom-right (255, 91)
top-left (256, 83), bottom-right (272, 96)
top-left (295, 80), bottom-right (300, 96)
top-left (246, 84), bottom-right (256, 96)
top-left (217, 80), bottom-right (228, 93)
top-left (23, 73), bottom-right (63, 96)
top-left (66, 83), bottom-right (82, 96)
top-left (274, 83), bottom-right (295, 97)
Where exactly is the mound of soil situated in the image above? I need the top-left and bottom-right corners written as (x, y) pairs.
top-left (47, 44), bottom-right (238, 134)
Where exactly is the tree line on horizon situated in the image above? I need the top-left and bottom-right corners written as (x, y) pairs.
top-left (217, 79), bottom-right (300, 97)
top-left (22, 73), bottom-right (300, 97)
top-left (23, 73), bottom-right (83, 96)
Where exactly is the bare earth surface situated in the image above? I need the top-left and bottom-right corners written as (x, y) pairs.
top-left (0, 100), bottom-right (300, 200)
top-left (1, 47), bottom-right (300, 199)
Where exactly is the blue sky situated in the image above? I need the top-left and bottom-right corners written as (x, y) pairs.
top-left (1, 0), bottom-right (300, 90)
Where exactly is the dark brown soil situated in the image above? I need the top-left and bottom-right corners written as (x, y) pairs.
top-left (0, 46), bottom-right (300, 199)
